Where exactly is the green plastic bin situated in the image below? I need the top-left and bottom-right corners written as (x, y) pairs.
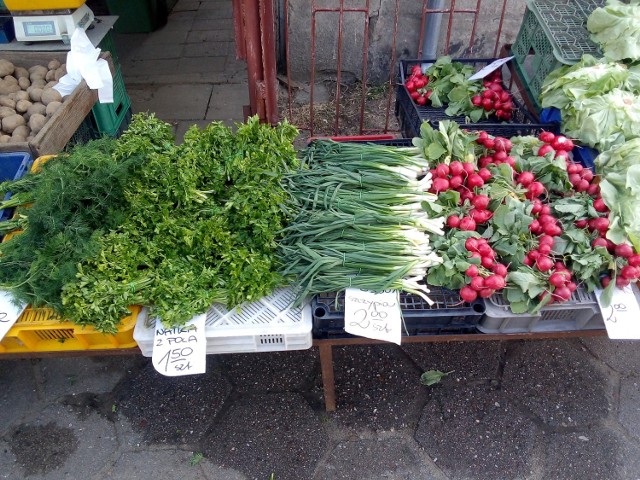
top-left (106, 0), bottom-right (168, 33)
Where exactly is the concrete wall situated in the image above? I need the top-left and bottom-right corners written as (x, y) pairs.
top-left (285, 0), bottom-right (528, 84)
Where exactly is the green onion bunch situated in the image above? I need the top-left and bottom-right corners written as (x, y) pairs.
top-left (279, 140), bottom-right (444, 302)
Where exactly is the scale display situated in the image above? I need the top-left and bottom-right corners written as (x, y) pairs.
top-left (23, 21), bottom-right (57, 37)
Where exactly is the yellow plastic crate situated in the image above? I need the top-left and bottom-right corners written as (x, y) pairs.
top-left (5, 0), bottom-right (86, 11)
top-left (0, 305), bottom-right (141, 353)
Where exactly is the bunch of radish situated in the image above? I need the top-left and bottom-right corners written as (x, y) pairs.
top-left (459, 237), bottom-right (508, 302)
top-left (404, 65), bottom-right (432, 106)
top-left (600, 247), bottom-right (640, 289)
top-left (537, 131), bottom-right (574, 161)
top-left (470, 70), bottom-right (515, 120)
top-left (476, 132), bottom-right (516, 169)
top-left (539, 262), bottom-right (578, 304)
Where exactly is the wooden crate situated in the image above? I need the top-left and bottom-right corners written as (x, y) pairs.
top-left (0, 51), bottom-right (114, 157)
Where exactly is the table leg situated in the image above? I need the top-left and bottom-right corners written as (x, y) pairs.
top-left (319, 343), bottom-right (336, 412)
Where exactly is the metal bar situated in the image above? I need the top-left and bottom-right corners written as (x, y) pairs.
top-left (468, 0), bottom-right (483, 54)
top-left (284, 0), bottom-right (293, 121)
top-left (232, 0), bottom-right (246, 60)
top-left (384, 0), bottom-right (401, 132)
top-left (358, 0), bottom-right (371, 135)
top-left (319, 343), bottom-right (337, 411)
top-left (494, 0), bottom-right (509, 56)
top-left (310, 5), bottom-right (317, 136)
top-left (260, 0), bottom-right (279, 124)
top-left (334, 0), bottom-right (346, 135)
top-left (443, 0), bottom-right (457, 54)
top-left (242, 0), bottom-right (266, 119)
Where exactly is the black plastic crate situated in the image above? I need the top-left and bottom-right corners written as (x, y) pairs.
top-left (0, 151), bottom-right (33, 224)
top-left (396, 58), bottom-right (556, 139)
top-left (312, 287), bottom-right (486, 339)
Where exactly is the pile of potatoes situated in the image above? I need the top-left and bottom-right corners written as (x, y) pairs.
top-left (0, 58), bottom-right (67, 144)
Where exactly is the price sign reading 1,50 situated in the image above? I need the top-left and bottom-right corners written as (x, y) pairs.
top-left (152, 314), bottom-right (207, 376)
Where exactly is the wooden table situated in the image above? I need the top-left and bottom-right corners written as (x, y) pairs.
top-left (313, 329), bottom-right (607, 411)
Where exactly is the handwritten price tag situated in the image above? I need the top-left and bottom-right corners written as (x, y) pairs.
top-left (152, 314), bottom-right (206, 376)
top-left (0, 291), bottom-right (27, 341)
top-left (468, 56), bottom-right (514, 81)
top-left (344, 288), bottom-right (402, 345)
top-left (595, 284), bottom-right (640, 339)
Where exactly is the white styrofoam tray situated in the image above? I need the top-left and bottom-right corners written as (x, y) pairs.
top-left (134, 287), bottom-right (312, 356)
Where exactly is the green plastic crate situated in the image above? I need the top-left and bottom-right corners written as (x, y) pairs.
top-left (511, 0), bottom-right (603, 111)
top-left (106, 0), bottom-right (168, 33)
top-left (97, 30), bottom-right (119, 68)
top-left (92, 67), bottom-right (131, 137)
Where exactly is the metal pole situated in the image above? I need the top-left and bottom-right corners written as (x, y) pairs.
top-left (421, 0), bottom-right (445, 63)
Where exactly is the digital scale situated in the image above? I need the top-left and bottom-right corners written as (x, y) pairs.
top-left (11, 3), bottom-right (95, 43)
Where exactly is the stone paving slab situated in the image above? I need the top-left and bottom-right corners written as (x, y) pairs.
top-left (205, 83), bottom-right (249, 123)
top-left (582, 337), bottom-right (640, 376)
top-left (0, 361), bottom-right (40, 436)
top-left (128, 84), bottom-right (213, 120)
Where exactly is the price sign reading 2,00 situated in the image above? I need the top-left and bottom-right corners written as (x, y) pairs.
top-left (605, 303), bottom-right (628, 324)
top-left (348, 296), bottom-right (396, 333)
top-left (155, 346), bottom-right (194, 373)
top-left (0, 312), bottom-right (8, 323)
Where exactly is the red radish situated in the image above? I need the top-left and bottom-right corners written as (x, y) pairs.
top-left (449, 175), bottom-right (463, 189)
top-left (460, 286), bottom-right (478, 302)
top-left (472, 194), bottom-right (490, 210)
top-left (410, 91), bottom-right (421, 100)
top-left (478, 131), bottom-right (489, 141)
top-left (575, 179), bottom-right (590, 192)
top-left (615, 243), bottom-right (634, 258)
top-left (432, 177), bottom-right (450, 193)
top-left (470, 251), bottom-right (482, 259)
top-left (531, 199), bottom-right (543, 215)
top-left (489, 83), bottom-right (503, 93)
top-left (549, 272), bottom-right (568, 287)
top-left (517, 171), bottom-right (535, 187)
top-left (539, 131), bottom-right (555, 143)
top-left (555, 150), bottom-right (569, 161)
top-left (478, 156), bottom-right (492, 168)
top-left (478, 243), bottom-right (494, 257)
top-left (478, 168), bottom-right (492, 181)
top-left (416, 95), bottom-right (427, 106)
top-left (481, 256), bottom-right (495, 269)
top-left (470, 276), bottom-right (485, 290)
top-left (470, 208), bottom-right (487, 224)
top-left (504, 156), bottom-right (516, 168)
top-left (538, 214), bottom-right (555, 225)
top-left (524, 257), bottom-right (533, 266)
top-left (538, 243), bottom-right (552, 255)
top-left (539, 291), bottom-right (554, 305)
top-left (567, 163), bottom-right (582, 174)
top-left (528, 249), bottom-right (541, 260)
top-left (593, 198), bottom-right (608, 213)
top-left (539, 235), bottom-right (554, 246)
top-left (449, 161), bottom-right (464, 176)
top-left (553, 286), bottom-right (572, 301)
top-left (493, 137), bottom-right (512, 152)
top-left (538, 144), bottom-right (554, 156)
top-left (483, 138), bottom-right (495, 150)
top-left (621, 265), bottom-right (639, 280)
top-left (492, 263), bottom-right (508, 277)
top-left (628, 254), bottom-right (640, 267)
top-left (593, 217), bottom-right (610, 233)
top-left (551, 136), bottom-right (574, 151)
top-left (616, 276), bottom-right (631, 288)
top-left (482, 98), bottom-right (494, 111)
top-left (482, 89), bottom-right (495, 99)
top-left (580, 169), bottom-right (594, 182)
top-left (567, 281), bottom-right (577, 292)
top-left (465, 264), bottom-right (479, 277)
top-left (540, 205), bottom-right (551, 216)
top-left (471, 95), bottom-right (483, 107)
top-left (568, 173), bottom-right (581, 185)
top-left (465, 237), bottom-right (479, 251)
top-left (592, 237), bottom-right (608, 248)
top-left (459, 217), bottom-right (477, 231)
top-left (467, 174), bottom-right (485, 189)
top-left (447, 215), bottom-right (461, 228)
top-left (536, 256), bottom-right (554, 272)
top-left (587, 184), bottom-right (600, 196)
top-left (493, 151), bottom-right (508, 162)
top-left (527, 181), bottom-right (545, 198)
top-left (462, 162), bottom-right (476, 175)
top-left (405, 80), bottom-right (416, 91)
top-left (435, 163), bottom-right (450, 178)
top-left (529, 220), bottom-right (542, 234)
top-left (479, 288), bottom-right (495, 298)
top-left (500, 91), bottom-right (511, 102)
top-left (601, 276), bottom-right (611, 288)
top-left (484, 274), bottom-right (506, 290)
top-left (575, 219), bottom-right (588, 228)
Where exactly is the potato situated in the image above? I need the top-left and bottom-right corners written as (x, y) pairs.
top-left (0, 79), bottom-right (21, 95)
top-left (31, 79), bottom-right (46, 89)
top-left (45, 101), bottom-right (61, 116)
top-left (0, 60), bottom-right (14, 78)
top-left (18, 77), bottom-right (30, 90)
top-left (28, 65), bottom-right (48, 81)
top-left (54, 66), bottom-right (66, 81)
top-left (0, 97), bottom-right (15, 109)
top-left (48, 59), bottom-right (61, 70)
top-left (16, 99), bottom-right (31, 114)
top-left (26, 102), bottom-right (46, 120)
top-left (4, 75), bottom-right (17, 85)
top-left (0, 134), bottom-right (9, 143)
top-left (28, 113), bottom-right (46, 134)
top-left (0, 106), bottom-right (15, 118)
top-left (11, 125), bottom-right (30, 140)
top-left (14, 91), bottom-right (29, 102)
top-left (40, 88), bottom-right (62, 106)
top-left (27, 87), bottom-right (43, 103)
top-left (13, 66), bottom-right (28, 80)
top-left (45, 70), bottom-right (55, 82)
top-left (26, 136), bottom-right (33, 142)
top-left (2, 113), bottom-right (25, 133)
top-left (45, 81), bottom-right (57, 89)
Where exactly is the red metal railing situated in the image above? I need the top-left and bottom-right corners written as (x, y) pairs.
top-left (237, 0), bottom-right (522, 137)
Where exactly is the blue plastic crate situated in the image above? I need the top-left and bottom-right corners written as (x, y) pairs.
top-left (0, 151), bottom-right (33, 222)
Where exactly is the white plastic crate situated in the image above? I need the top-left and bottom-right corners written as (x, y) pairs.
top-left (478, 287), bottom-right (604, 333)
top-left (134, 287), bottom-right (312, 356)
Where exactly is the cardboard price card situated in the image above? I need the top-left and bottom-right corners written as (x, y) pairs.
top-left (152, 314), bottom-right (207, 376)
top-left (0, 291), bottom-right (27, 341)
top-left (595, 284), bottom-right (640, 340)
top-left (469, 56), bottom-right (514, 81)
top-left (344, 288), bottom-right (402, 345)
